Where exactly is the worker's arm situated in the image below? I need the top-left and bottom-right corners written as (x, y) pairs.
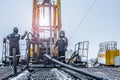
top-left (64, 37), bottom-right (68, 51)
top-left (17, 34), bottom-right (21, 40)
top-left (54, 40), bottom-right (58, 48)
top-left (6, 34), bottom-right (11, 39)
top-left (65, 37), bottom-right (68, 47)
top-left (3, 34), bottom-right (11, 43)
top-left (21, 31), bottom-right (28, 39)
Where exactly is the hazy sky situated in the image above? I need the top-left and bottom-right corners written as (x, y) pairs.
top-left (0, 0), bottom-right (120, 59)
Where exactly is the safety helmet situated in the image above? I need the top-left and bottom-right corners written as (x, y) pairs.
top-left (60, 30), bottom-right (65, 34)
top-left (60, 30), bottom-right (65, 37)
top-left (13, 27), bottom-right (18, 33)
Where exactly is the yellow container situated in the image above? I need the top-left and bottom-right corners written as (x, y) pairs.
top-left (106, 50), bottom-right (119, 65)
top-left (98, 50), bottom-right (120, 65)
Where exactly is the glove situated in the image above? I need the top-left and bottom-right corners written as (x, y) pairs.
top-left (21, 31), bottom-right (28, 39)
top-left (24, 31), bottom-right (28, 35)
top-left (3, 38), bottom-right (7, 43)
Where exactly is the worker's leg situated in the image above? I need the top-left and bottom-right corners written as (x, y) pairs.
top-left (9, 47), bottom-right (13, 65)
top-left (16, 47), bottom-right (20, 65)
top-left (58, 51), bottom-right (65, 63)
top-left (58, 51), bottom-right (62, 61)
top-left (61, 51), bottom-right (65, 63)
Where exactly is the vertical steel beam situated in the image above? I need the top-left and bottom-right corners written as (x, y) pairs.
top-left (57, 0), bottom-right (61, 36)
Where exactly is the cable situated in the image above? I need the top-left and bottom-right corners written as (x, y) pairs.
top-left (69, 0), bottom-right (97, 43)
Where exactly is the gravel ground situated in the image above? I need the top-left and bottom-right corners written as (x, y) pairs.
top-left (81, 67), bottom-right (120, 80)
top-left (0, 67), bottom-right (13, 79)
top-left (0, 66), bottom-right (25, 79)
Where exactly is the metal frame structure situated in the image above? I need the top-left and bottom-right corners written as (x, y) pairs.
top-left (32, 0), bottom-right (62, 57)
top-left (2, 38), bottom-right (9, 65)
top-left (68, 41), bottom-right (89, 67)
top-left (99, 41), bottom-right (117, 51)
top-left (2, 0), bottom-right (62, 68)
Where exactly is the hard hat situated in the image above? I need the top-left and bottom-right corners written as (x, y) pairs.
top-left (60, 30), bottom-right (65, 34)
top-left (13, 27), bottom-right (18, 33)
top-left (60, 30), bottom-right (65, 37)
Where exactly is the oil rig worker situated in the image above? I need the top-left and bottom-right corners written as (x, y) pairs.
top-left (6, 27), bottom-right (27, 65)
top-left (54, 30), bottom-right (68, 63)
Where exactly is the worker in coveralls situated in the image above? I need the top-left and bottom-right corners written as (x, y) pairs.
top-left (6, 27), bottom-right (27, 65)
top-left (54, 30), bottom-right (68, 63)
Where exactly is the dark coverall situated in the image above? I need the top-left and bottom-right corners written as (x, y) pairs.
top-left (7, 32), bottom-right (20, 65)
top-left (55, 37), bottom-right (68, 63)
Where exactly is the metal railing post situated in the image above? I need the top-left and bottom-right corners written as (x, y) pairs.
top-left (13, 48), bottom-right (17, 75)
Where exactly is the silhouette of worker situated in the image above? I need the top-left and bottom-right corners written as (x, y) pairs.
top-left (54, 30), bottom-right (68, 63)
top-left (6, 27), bottom-right (27, 65)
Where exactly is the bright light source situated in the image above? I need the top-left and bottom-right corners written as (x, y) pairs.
top-left (40, 17), bottom-right (48, 26)
top-left (39, 6), bottom-right (52, 26)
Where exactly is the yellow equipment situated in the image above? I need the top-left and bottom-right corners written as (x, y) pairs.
top-left (98, 41), bottom-right (120, 66)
